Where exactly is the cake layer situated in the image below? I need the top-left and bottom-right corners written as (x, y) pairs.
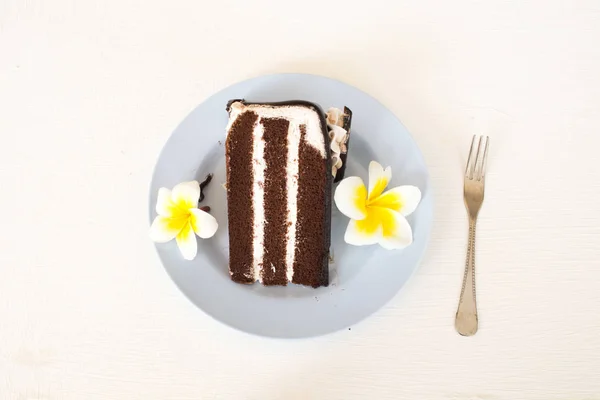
top-left (225, 100), bottom-right (331, 287)
top-left (261, 117), bottom-right (290, 285)
top-left (226, 110), bottom-right (259, 284)
top-left (292, 125), bottom-right (330, 287)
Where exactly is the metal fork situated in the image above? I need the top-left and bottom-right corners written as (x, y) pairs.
top-left (455, 135), bottom-right (489, 336)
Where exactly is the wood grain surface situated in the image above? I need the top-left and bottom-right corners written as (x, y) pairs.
top-left (1, 0), bottom-right (600, 399)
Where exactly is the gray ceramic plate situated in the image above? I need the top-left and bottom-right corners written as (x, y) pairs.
top-left (149, 73), bottom-right (432, 338)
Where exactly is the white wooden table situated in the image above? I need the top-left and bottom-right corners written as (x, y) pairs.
top-left (2, 1), bottom-right (600, 399)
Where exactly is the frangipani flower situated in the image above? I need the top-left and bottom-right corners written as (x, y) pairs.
top-left (334, 161), bottom-right (421, 250)
top-left (149, 181), bottom-right (218, 260)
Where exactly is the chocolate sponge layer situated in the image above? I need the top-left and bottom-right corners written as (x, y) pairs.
top-left (226, 110), bottom-right (258, 284)
top-left (292, 124), bottom-right (330, 288)
top-left (260, 117), bottom-right (290, 286)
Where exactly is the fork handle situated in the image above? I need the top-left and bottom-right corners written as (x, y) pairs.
top-left (455, 218), bottom-right (479, 336)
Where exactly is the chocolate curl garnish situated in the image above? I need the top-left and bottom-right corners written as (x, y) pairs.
top-left (198, 173), bottom-right (213, 204)
top-left (333, 106), bottom-right (352, 183)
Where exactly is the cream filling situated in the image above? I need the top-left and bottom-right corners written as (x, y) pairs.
top-left (240, 103), bottom-right (325, 156)
top-left (251, 121), bottom-right (266, 282)
top-left (285, 122), bottom-right (302, 281)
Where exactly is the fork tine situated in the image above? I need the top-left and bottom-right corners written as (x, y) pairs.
top-left (476, 136), bottom-right (485, 179)
top-left (474, 136), bottom-right (489, 181)
top-left (478, 136), bottom-right (490, 180)
top-left (465, 135), bottom-right (477, 179)
top-left (480, 136), bottom-right (489, 180)
top-left (473, 136), bottom-right (484, 180)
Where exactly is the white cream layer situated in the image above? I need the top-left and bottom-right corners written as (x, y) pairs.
top-left (285, 121), bottom-right (301, 282)
top-left (227, 101), bottom-right (326, 283)
top-left (228, 102), bottom-right (326, 157)
top-left (250, 121), bottom-right (266, 281)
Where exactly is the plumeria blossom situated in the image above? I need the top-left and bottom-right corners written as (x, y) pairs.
top-left (149, 181), bottom-right (218, 260)
top-left (334, 161), bottom-right (421, 250)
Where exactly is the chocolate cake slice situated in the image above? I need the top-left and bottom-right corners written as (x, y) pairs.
top-left (225, 100), bottom-right (331, 288)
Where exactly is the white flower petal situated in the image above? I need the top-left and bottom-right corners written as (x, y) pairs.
top-left (344, 218), bottom-right (382, 246)
top-left (343, 207), bottom-right (413, 249)
top-left (176, 221), bottom-right (198, 260)
top-left (368, 161), bottom-right (392, 200)
top-left (171, 181), bottom-right (200, 210)
top-left (387, 185), bottom-right (421, 216)
top-left (149, 215), bottom-right (187, 243)
top-left (156, 188), bottom-right (177, 217)
top-left (190, 208), bottom-right (218, 239)
top-left (334, 176), bottom-right (368, 220)
top-left (378, 212), bottom-right (413, 250)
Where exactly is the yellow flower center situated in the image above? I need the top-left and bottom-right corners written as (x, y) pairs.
top-left (355, 181), bottom-right (404, 237)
